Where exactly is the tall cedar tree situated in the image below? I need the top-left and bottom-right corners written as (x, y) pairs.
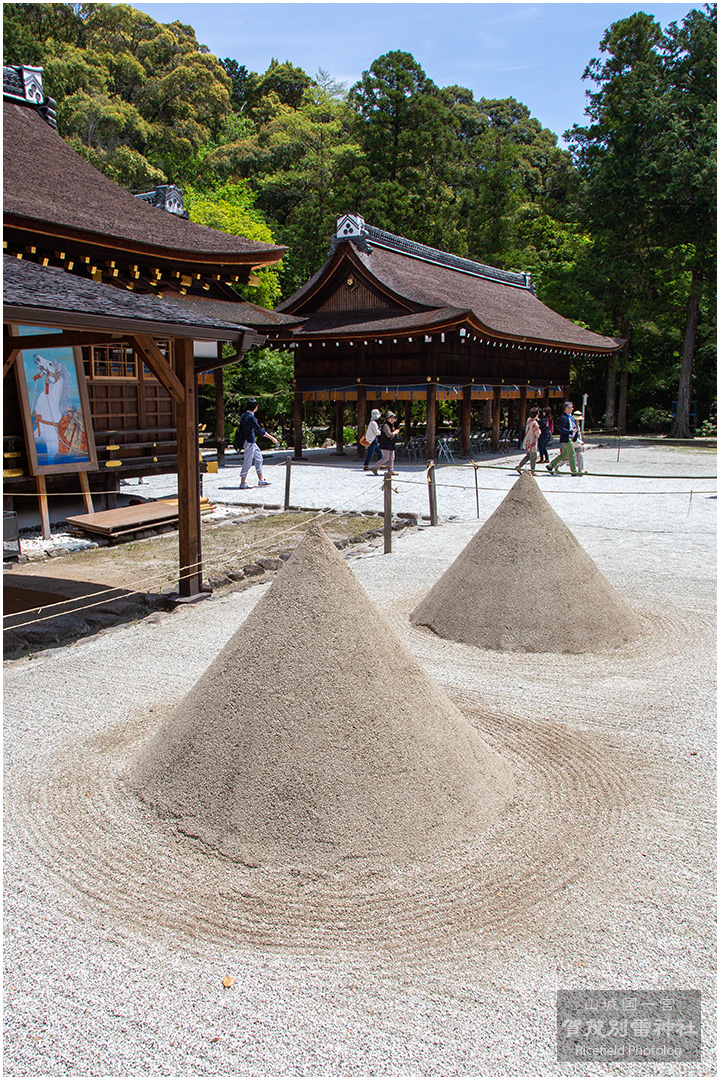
top-left (568, 7), bottom-right (716, 435)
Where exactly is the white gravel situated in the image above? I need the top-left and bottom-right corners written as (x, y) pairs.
top-left (4, 440), bottom-right (716, 1075)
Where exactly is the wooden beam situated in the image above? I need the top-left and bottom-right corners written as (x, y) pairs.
top-left (4, 330), bottom-right (124, 355)
top-left (130, 334), bottom-right (184, 404)
top-left (3, 348), bottom-right (20, 379)
top-left (174, 337), bottom-right (202, 597)
top-left (79, 470), bottom-right (94, 514)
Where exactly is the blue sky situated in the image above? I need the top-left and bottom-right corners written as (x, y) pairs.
top-left (130, 2), bottom-right (702, 144)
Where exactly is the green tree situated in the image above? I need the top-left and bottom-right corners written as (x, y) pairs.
top-left (183, 182), bottom-right (282, 308)
top-left (567, 7), bottom-right (716, 435)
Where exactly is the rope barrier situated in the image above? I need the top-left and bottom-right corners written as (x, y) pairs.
top-left (5, 452), bottom-right (715, 632)
top-left (4, 484), bottom-right (379, 632)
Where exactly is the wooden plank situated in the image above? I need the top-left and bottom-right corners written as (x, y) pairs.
top-left (66, 501), bottom-right (181, 537)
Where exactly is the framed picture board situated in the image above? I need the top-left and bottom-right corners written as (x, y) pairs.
top-left (13, 325), bottom-right (98, 475)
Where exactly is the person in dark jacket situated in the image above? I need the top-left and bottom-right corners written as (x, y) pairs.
top-left (371, 412), bottom-right (400, 475)
top-left (537, 406), bottom-right (554, 462)
top-left (238, 398), bottom-right (278, 489)
top-left (546, 402), bottom-right (580, 475)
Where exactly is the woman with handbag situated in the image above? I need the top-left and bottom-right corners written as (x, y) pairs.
top-left (361, 409), bottom-right (382, 470)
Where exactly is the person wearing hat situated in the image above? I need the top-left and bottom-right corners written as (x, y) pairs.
top-left (362, 408), bottom-right (383, 470)
top-left (372, 411), bottom-right (401, 475)
top-left (238, 397), bottom-right (279, 489)
top-left (546, 401), bottom-right (581, 476)
top-left (555, 410), bottom-right (587, 474)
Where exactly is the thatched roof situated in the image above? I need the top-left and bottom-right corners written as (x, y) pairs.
top-left (3, 102), bottom-right (285, 269)
top-left (277, 217), bottom-right (622, 354)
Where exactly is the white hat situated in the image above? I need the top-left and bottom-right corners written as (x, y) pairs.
top-left (371, 409), bottom-right (381, 420)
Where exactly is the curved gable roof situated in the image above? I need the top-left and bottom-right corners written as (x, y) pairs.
top-left (278, 223), bottom-right (621, 354)
top-left (3, 103), bottom-right (286, 268)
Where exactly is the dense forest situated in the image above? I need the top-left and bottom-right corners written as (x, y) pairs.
top-left (4, 2), bottom-right (716, 436)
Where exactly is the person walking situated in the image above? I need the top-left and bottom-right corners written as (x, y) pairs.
top-left (538, 406), bottom-right (554, 462)
top-left (362, 409), bottom-right (383, 470)
top-left (556, 410), bottom-right (587, 474)
top-left (372, 411), bottom-right (400, 475)
top-left (546, 402), bottom-right (580, 475)
top-left (238, 398), bottom-right (279, 489)
top-left (515, 406), bottom-right (541, 474)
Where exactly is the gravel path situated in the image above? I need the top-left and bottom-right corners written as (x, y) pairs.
top-left (4, 441), bottom-right (716, 1075)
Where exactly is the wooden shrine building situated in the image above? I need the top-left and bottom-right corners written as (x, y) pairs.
top-left (268, 213), bottom-right (623, 458)
top-left (3, 64), bottom-right (298, 595)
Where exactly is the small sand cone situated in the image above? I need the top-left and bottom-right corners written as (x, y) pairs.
top-left (411, 472), bottom-right (640, 654)
top-left (130, 524), bottom-right (513, 865)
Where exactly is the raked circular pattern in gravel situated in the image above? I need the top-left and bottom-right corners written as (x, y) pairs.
top-left (4, 442), bottom-right (716, 1075)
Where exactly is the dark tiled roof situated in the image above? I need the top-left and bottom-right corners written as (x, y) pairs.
top-left (3, 256), bottom-right (254, 338)
top-left (3, 104), bottom-right (286, 265)
top-left (158, 293), bottom-right (305, 330)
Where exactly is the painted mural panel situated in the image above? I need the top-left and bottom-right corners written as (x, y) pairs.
top-left (14, 326), bottom-right (98, 475)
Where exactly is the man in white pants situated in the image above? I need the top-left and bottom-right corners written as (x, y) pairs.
top-left (238, 398), bottom-right (278, 489)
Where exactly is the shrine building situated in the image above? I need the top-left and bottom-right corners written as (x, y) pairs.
top-left (268, 213), bottom-right (623, 459)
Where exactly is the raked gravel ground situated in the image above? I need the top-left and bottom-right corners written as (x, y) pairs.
top-left (3, 440), bottom-right (716, 1076)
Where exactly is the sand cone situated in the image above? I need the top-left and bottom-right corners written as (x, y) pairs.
top-left (411, 472), bottom-right (640, 654)
top-left (130, 524), bottom-right (513, 865)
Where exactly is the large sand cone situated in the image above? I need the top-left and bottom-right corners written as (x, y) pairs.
top-left (411, 472), bottom-right (641, 654)
top-left (130, 524), bottom-right (513, 865)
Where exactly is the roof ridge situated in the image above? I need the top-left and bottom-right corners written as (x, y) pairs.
top-left (362, 223), bottom-right (532, 291)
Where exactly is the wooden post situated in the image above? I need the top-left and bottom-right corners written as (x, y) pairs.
top-left (461, 385), bottom-right (472, 457)
top-left (293, 387), bottom-right (304, 459)
top-left (492, 386), bottom-right (502, 451)
top-left (36, 475), bottom-right (50, 540)
top-left (425, 383), bottom-right (437, 462)
top-left (175, 337), bottom-right (202, 598)
top-left (284, 456), bottom-right (292, 510)
top-left (357, 384), bottom-right (367, 457)
top-left (482, 399), bottom-right (492, 427)
top-left (427, 462), bottom-right (438, 526)
top-left (215, 342), bottom-right (225, 468)
top-left (404, 400), bottom-right (412, 440)
top-left (334, 399), bottom-right (345, 455)
top-left (473, 461), bottom-right (480, 519)
top-left (383, 473), bottom-right (392, 553)
top-left (79, 471), bottom-right (93, 514)
top-left (519, 385), bottom-right (528, 433)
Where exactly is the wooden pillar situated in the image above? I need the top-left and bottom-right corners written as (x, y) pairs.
top-left (36, 475), bottom-right (50, 540)
top-left (357, 384), bottom-right (367, 457)
top-left (175, 337), bottom-right (202, 598)
top-left (334, 399), bottom-right (344, 455)
top-left (508, 399), bottom-right (516, 430)
top-left (519, 385), bottom-right (528, 433)
top-left (404, 400), bottom-right (412, 440)
top-left (482, 399), bottom-right (492, 427)
top-left (425, 383), bottom-right (437, 461)
top-left (492, 386), bottom-right (502, 451)
top-left (215, 342), bottom-right (225, 468)
top-left (542, 386), bottom-right (550, 409)
top-left (293, 388), bottom-right (304, 459)
top-left (461, 385), bottom-right (472, 456)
